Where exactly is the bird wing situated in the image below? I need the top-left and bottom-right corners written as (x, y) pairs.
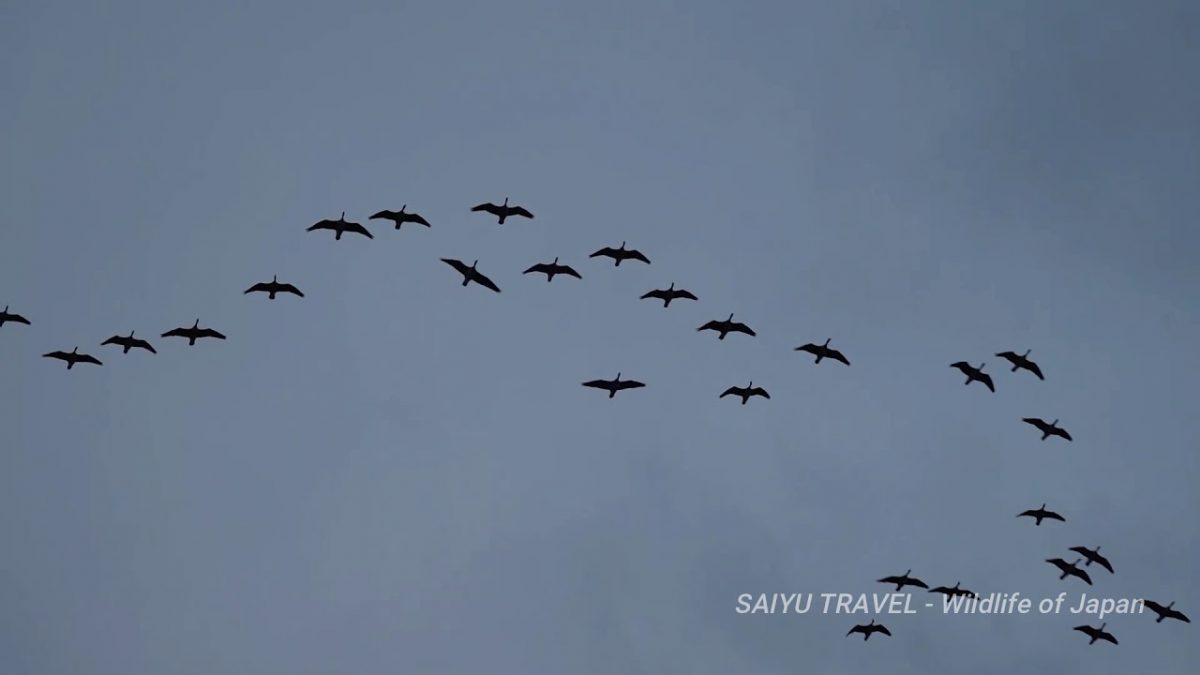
top-left (626, 249), bottom-right (651, 264)
top-left (442, 258), bottom-right (470, 276)
top-left (8, 313), bottom-right (30, 325)
top-left (1073, 626), bottom-right (1091, 635)
top-left (307, 219), bottom-right (336, 231)
top-left (950, 361), bottom-right (970, 371)
top-left (280, 284), bottom-right (304, 297)
top-left (929, 587), bottom-right (950, 594)
top-left (343, 221), bottom-right (374, 239)
top-left (877, 576), bottom-right (902, 585)
top-left (908, 578), bottom-right (929, 589)
top-left (980, 373), bottom-right (995, 392)
top-left (995, 351), bottom-right (1017, 361)
top-left (1018, 510), bottom-right (1039, 518)
top-left (697, 320), bottom-right (721, 332)
top-left (731, 322), bottom-right (756, 336)
top-left (1101, 633), bottom-right (1118, 644)
top-left (1075, 568), bottom-right (1093, 585)
top-left (1094, 554), bottom-right (1114, 574)
top-left (245, 282), bottom-right (270, 294)
top-left (101, 335), bottom-right (122, 346)
top-left (471, 202), bottom-right (500, 215)
top-left (1056, 428), bottom-right (1073, 441)
top-left (509, 206), bottom-right (534, 219)
top-left (641, 289), bottom-right (666, 300)
top-left (582, 380), bottom-right (612, 389)
top-left (875, 625), bottom-right (892, 636)
top-left (77, 353), bottom-right (102, 365)
top-left (828, 349), bottom-right (851, 365)
top-left (43, 350), bottom-right (69, 360)
top-left (560, 265), bottom-right (582, 279)
top-left (1171, 610), bottom-right (1191, 622)
top-left (472, 271), bottom-right (502, 293)
top-left (369, 210), bottom-right (397, 220)
top-left (719, 387), bottom-right (741, 398)
top-left (846, 626), bottom-right (865, 636)
top-left (615, 380), bottom-right (645, 390)
top-left (1022, 417), bottom-right (1045, 428)
top-left (133, 338), bottom-right (157, 354)
top-left (406, 213), bottom-right (432, 227)
top-left (1143, 600), bottom-right (1167, 614)
top-left (162, 328), bottom-right (187, 338)
top-left (750, 387), bottom-right (770, 398)
top-left (675, 290), bottom-right (698, 300)
top-left (198, 328), bottom-right (226, 339)
top-left (1045, 511), bottom-right (1066, 521)
top-left (1027, 361), bottom-right (1045, 379)
top-left (524, 263), bottom-right (550, 275)
top-left (589, 247), bottom-right (617, 258)
top-left (795, 344), bottom-right (819, 354)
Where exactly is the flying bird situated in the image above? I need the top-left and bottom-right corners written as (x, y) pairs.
top-left (244, 275), bottom-right (304, 300)
top-left (950, 361), bottom-right (994, 392)
top-left (470, 197), bottom-right (533, 224)
top-left (1018, 504), bottom-right (1065, 526)
top-left (589, 241), bottom-right (651, 266)
top-left (306, 212), bottom-right (373, 240)
top-left (1022, 417), bottom-right (1073, 441)
top-left (523, 257), bottom-right (581, 282)
top-left (1068, 546), bottom-right (1114, 574)
top-left (0, 305), bottom-right (31, 328)
top-left (995, 349), bottom-right (1044, 380)
top-left (720, 382), bottom-right (770, 405)
top-left (1143, 600), bottom-right (1190, 624)
top-left (43, 347), bottom-right (102, 369)
top-left (846, 620), bottom-right (891, 641)
top-left (162, 319), bottom-right (226, 346)
top-left (795, 338), bottom-right (850, 366)
top-left (441, 258), bottom-right (501, 293)
top-left (1074, 623), bottom-right (1118, 645)
top-left (1046, 558), bottom-right (1093, 586)
top-left (370, 205), bottom-right (431, 229)
top-left (581, 373), bottom-right (645, 399)
top-left (877, 570), bottom-right (929, 591)
top-left (698, 314), bottom-right (756, 340)
top-left (639, 282), bottom-right (697, 307)
top-left (101, 331), bottom-right (157, 354)
top-left (929, 582), bottom-right (976, 599)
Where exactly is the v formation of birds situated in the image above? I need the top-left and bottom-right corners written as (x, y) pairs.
top-left (3, 197), bottom-right (1189, 647)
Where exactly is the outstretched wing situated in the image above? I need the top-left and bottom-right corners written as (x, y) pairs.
top-left (719, 386), bottom-right (741, 398)
top-left (1017, 509), bottom-right (1039, 518)
top-left (405, 213), bottom-right (432, 227)
top-left (1075, 568), bottom-right (1093, 585)
top-left (582, 380), bottom-right (613, 390)
top-left (750, 387), bottom-right (770, 399)
top-left (795, 344), bottom-right (819, 355)
top-left (369, 210), bottom-right (398, 220)
top-left (559, 265), bottom-right (582, 279)
top-left (950, 361), bottom-right (970, 372)
top-left (441, 258), bottom-right (471, 276)
top-left (846, 626), bottom-right (865, 637)
top-left (1055, 428), bottom-right (1073, 441)
top-left (1143, 600), bottom-right (1167, 615)
top-left (472, 271), bottom-right (502, 293)
top-left (1044, 510), bottom-right (1066, 522)
top-left (524, 263), bottom-right (551, 275)
top-left (874, 625), bottom-right (892, 636)
top-left (731, 322), bottom-right (756, 336)
top-left (980, 373), bottom-right (995, 392)
top-left (133, 338), bottom-right (158, 354)
top-left (674, 289), bottom-right (698, 301)
top-left (162, 328), bottom-right (187, 338)
top-left (828, 349), bottom-right (851, 365)
top-left (626, 249), bottom-right (651, 264)
top-left (615, 380), bottom-right (645, 391)
top-left (471, 202), bottom-right (501, 215)
top-left (509, 206), bottom-right (534, 219)
top-left (1022, 417), bottom-right (1045, 428)
top-left (641, 289), bottom-right (666, 300)
top-left (1093, 553), bottom-right (1114, 574)
top-left (907, 577), bottom-right (929, 589)
top-left (280, 284), bottom-right (304, 297)
top-left (43, 350), bottom-right (69, 360)
top-left (5, 313), bottom-right (31, 325)
top-left (307, 219), bottom-right (336, 231)
top-left (198, 328), bottom-right (226, 340)
top-left (589, 247), bottom-right (617, 258)
top-left (343, 221), bottom-right (374, 239)
top-left (697, 320), bottom-right (721, 332)
top-left (101, 335), bottom-right (122, 346)
top-left (77, 353), bottom-right (103, 366)
top-left (1026, 361), bottom-right (1045, 380)
top-left (245, 282), bottom-right (270, 294)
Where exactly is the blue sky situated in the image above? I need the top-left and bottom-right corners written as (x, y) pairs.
top-left (2, 1), bottom-right (1197, 673)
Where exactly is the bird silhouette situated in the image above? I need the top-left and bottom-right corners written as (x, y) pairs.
top-left (162, 319), bottom-right (226, 346)
top-left (720, 382), bottom-right (770, 405)
top-left (995, 349), bottom-right (1044, 380)
top-left (306, 212), bottom-right (373, 240)
top-left (1074, 623), bottom-right (1118, 645)
top-left (441, 259), bottom-right (501, 293)
top-left (877, 569), bottom-right (929, 591)
top-left (1047, 558), bottom-right (1093, 585)
top-left (846, 620), bottom-right (891, 641)
top-left (244, 275), bottom-right (304, 299)
top-left (1018, 504), bottom-right (1065, 526)
top-left (43, 347), bottom-right (102, 369)
top-left (523, 257), bottom-right (581, 282)
top-left (0, 305), bottom-right (31, 328)
top-left (470, 197), bottom-right (533, 224)
top-left (929, 582), bottom-right (976, 599)
top-left (101, 331), bottom-right (157, 354)
top-left (795, 338), bottom-right (850, 365)
top-left (1022, 417), bottom-right (1073, 441)
top-left (1143, 600), bottom-right (1190, 624)
top-left (698, 314), bottom-right (756, 340)
top-left (1068, 546), bottom-right (1114, 574)
top-left (950, 361), bottom-right (994, 392)
top-left (370, 205), bottom-right (431, 229)
top-left (639, 283), bottom-right (697, 307)
top-left (589, 241), bottom-right (651, 266)
top-left (581, 373), bottom-right (645, 399)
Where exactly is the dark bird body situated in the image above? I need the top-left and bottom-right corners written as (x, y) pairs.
top-left (698, 314), bottom-right (756, 340)
top-left (1023, 417), bottom-right (1073, 441)
top-left (1074, 623), bottom-right (1118, 645)
top-left (720, 382), bottom-right (770, 405)
top-left (244, 275), bottom-right (304, 299)
top-left (795, 338), bottom-right (850, 365)
top-left (43, 347), bottom-right (102, 369)
top-left (1018, 503), bottom-right (1065, 526)
top-left (1069, 546), bottom-right (1114, 574)
top-left (929, 582), bottom-right (976, 599)
top-left (951, 361), bottom-right (994, 392)
top-left (523, 257), bottom-right (581, 282)
top-left (306, 212), bottom-right (373, 240)
top-left (1047, 558), bottom-right (1093, 585)
top-left (101, 331), bottom-right (157, 354)
top-left (846, 620), bottom-right (891, 641)
top-left (877, 570), bottom-right (928, 591)
top-left (589, 241), bottom-right (650, 266)
top-left (471, 197), bottom-right (533, 224)
top-left (996, 349), bottom-right (1044, 380)
top-left (0, 306), bottom-right (31, 328)
top-left (441, 258), bottom-right (501, 293)
top-left (581, 373), bottom-right (645, 399)
top-left (162, 319), bottom-right (227, 346)
top-left (370, 205), bottom-right (431, 229)
top-left (1143, 601), bottom-right (1190, 624)
top-left (640, 283), bottom-right (697, 307)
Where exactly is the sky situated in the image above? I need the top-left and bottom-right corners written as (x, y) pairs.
top-left (2, 0), bottom-right (1198, 673)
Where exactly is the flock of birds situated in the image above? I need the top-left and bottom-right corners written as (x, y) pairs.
top-left (3, 196), bottom-right (1191, 652)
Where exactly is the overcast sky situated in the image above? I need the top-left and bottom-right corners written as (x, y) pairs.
top-left (2, 1), bottom-right (1198, 673)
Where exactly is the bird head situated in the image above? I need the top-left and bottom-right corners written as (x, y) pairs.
top-left (1052, 419), bottom-right (1059, 426)
top-left (905, 569), bottom-right (911, 576)
top-left (472, 260), bottom-right (478, 269)
top-left (193, 319), bottom-right (200, 327)
top-left (824, 338), bottom-right (832, 346)
top-left (401, 204), bottom-right (407, 212)
top-left (340, 211), bottom-right (346, 220)
top-left (978, 362), bottom-right (986, 370)
top-left (71, 346), bottom-right (78, 353)
top-left (129, 331), bottom-right (135, 337)
top-left (1023, 349), bottom-right (1031, 357)
top-left (1167, 601), bottom-right (1175, 608)
top-left (553, 257), bottom-right (559, 264)
top-left (615, 372), bottom-right (621, 380)
top-left (727, 313), bottom-right (734, 321)
top-left (1099, 622), bottom-right (1106, 630)
top-left (619, 241), bottom-right (626, 249)
top-left (2, 305), bottom-right (6, 312)
top-left (272, 275), bottom-right (278, 282)
top-left (668, 282), bottom-right (674, 289)
top-left (503, 197), bottom-right (508, 205)
top-left (1041, 503), bottom-right (1046, 509)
